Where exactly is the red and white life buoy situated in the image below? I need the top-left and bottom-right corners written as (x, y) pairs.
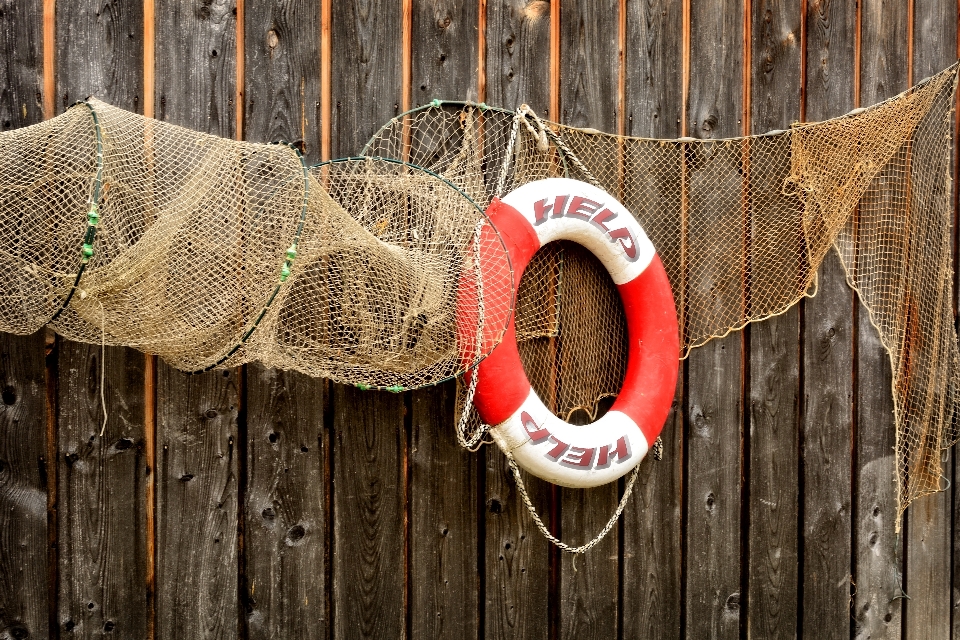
top-left (471, 178), bottom-right (679, 488)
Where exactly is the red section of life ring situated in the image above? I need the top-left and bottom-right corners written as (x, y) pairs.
top-left (469, 178), bottom-right (679, 489)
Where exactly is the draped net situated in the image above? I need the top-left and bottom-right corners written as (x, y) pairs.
top-left (1, 62), bottom-right (958, 516)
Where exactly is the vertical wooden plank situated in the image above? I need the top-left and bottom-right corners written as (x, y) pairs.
top-left (801, 2), bottom-right (857, 638)
top-left (556, 1), bottom-right (621, 638)
top-left (483, 3), bottom-right (552, 638)
top-left (903, 2), bottom-right (955, 638)
top-left (620, 1), bottom-right (684, 637)
top-left (242, 3), bottom-right (327, 638)
top-left (746, 2), bottom-right (801, 638)
top-left (329, 2), bottom-right (405, 638)
top-left (407, 2), bottom-right (480, 638)
top-left (854, 2), bottom-right (908, 638)
top-left (53, 3), bottom-right (148, 637)
top-left (685, 0), bottom-right (744, 638)
top-left (154, 2), bottom-right (239, 638)
top-left (0, 2), bottom-right (48, 638)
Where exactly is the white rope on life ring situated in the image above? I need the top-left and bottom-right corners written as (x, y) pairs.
top-left (470, 178), bottom-right (679, 488)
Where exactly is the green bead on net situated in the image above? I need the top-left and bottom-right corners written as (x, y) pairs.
top-left (285, 245), bottom-right (297, 261)
top-left (280, 264), bottom-right (291, 282)
top-left (87, 205), bottom-right (100, 226)
top-left (81, 243), bottom-right (94, 260)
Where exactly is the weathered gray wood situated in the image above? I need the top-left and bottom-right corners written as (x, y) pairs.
top-left (406, 3), bottom-right (481, 637)
top-left (556, 2), bottom-right (621, 638)
top-left (0, 3), bottom-right (47, 638)
top-left (409, 382), bottom-right (478, 639)
top-left (801, 2), bottom-right (857, 638)
top-left (854, 3), bottom-right (908, 638)
top-left (244, 366), bottom-right (327, 639)
top-left (53, 4), bottom-right (148, 636)
top-left (903, 3), bottom-right (955, 638)
top-left (154, 2), bottom-right (239, 638)
top-left (0, 332), bottom-right (49, 640)
top-left (484, 3), bottom-right (552, 639)
top-left (329, 0), bottom-right (402, 156)
top-left (621, 1), bottom-right (684, 637)
top-left (746, 2), bottom-right (801, 638)
top-left (331, 385), bottom-right (406, 639)
top-left (242, 3), bottom-right (327, 638)
top-left (328, 2), bottom-right (407, 638)
top-left (685, 2), bottom-right (745, 639)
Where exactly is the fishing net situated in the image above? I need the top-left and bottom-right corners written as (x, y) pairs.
top-left (0, 99), bottom-right (514, 389)
top-left (368, 64), bottom-right (960, 516)
top-left (1, 61), bottom-right (959, 517)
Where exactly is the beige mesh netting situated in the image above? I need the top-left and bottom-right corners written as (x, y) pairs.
top-left (2, 62), bottom-right (958, 516)
top-left (367, 64), bottom-right (960, 515)
top-left (0, 99), bottom-right (514, 390)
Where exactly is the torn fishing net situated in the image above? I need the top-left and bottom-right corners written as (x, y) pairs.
top-left (366, 64), bottom-right (960, 517)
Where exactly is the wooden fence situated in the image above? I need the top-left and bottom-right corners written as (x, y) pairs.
top-left (0, 0), bottom-right (958, 638)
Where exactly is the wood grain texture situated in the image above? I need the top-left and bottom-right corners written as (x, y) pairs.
top-left (903, 2), bottom-right (955, 638)
top-left (0, 3), bottom-right (47, 638)
top-left (56, 344), bottom-right (147, 638)
top-left (746, 2), bottom-right (801, 638)
top-left (244, 366), bottom-right (327, 639)
top-left (329, 0), bottom-right (402, 156)
top-left (483, 4), bottom-right (552, 639)
top-left (854, 2), bottom-right (908, 638)
top-left (407, 3), bottom-right (481, 636)
top-left (409, 383), bottom-right (478, 639)
top-left (685, 1), bottom-right (745, 638)
top-left (621, 3), bottom-right (684, 637)
top-left (0, 332), bottom-right (49, 640)
top-left (53, 5), bottom-right (147, 636)
top-left (154, 3), bottom-right (240, 637)
top-left (557, 2), bottom-right (621, 638)
top-left (801, 2), bottom-right (857, 638)
top-left (242, 4), bottom-right (327, 638)
top-left (331, 385), bottom-right (406, 640)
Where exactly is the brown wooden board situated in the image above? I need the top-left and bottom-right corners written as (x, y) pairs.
top-left (746, 2), bottom-right (802, 638)
top-left (854, 2), bottom-right (909, 637)
top-left (800, 1), bottom-right (857, 638)
top-left (904, 2), bottom-right (956, 638)
top-left (621, 1), bottom-right (684, 636)
top-left (154, 2), bottom-right (240, 637)
top-left (330, 2), bottom-right (406, 637)
top-left (685, 1), bottom-right (745, 638)
top-left (407, 2), bottom-right (481, 637)
top-left (0, 2), bottom-right (47, 638)
top-left (483, 3), bottom-right (553, 639)
top-left (53, 3), bottom-right (148, 636)
top-left (242, 3), bottom-right (328, 638)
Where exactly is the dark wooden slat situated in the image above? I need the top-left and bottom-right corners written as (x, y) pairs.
top-left (56, 344), bottom-right (147, 638)
top-left (329, 2), bottom-right (406, 638)
top-left (746, 2), bottom-right (802, 638)
top-left (0, 3), bottom-right (47, 638)
top-left (53, 4), bottom-right (147, 637)
top-left (800, 2), bottom-right (857, 638)
top-left (556, 1), bottom-right (621, 638)
top-left (620, 2), bottom-right (684, 637)
top-left (410, 383), bottom-right (478, 639)
top-left (407, 3), bottom-right (480, 637)
top-left (331, 386), bottom-right (405, 639)
top-left (903, 2), bottom-right (956, 638)
top-left (242, 3), bottom-right (327, 638)
top-left (244, 366), bottom-right (327, 638)
top-left (154, 2), bottom-right (239, 637)
top-left (854, 3), bottom-right (908, 637)
top-left (0, 332), bottom-right (49, 640)
top-left (685, 2), bottom-right (745, 639)
top-left (483, 3), bottom-right (552, 639)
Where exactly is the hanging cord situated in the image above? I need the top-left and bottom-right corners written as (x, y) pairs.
top-left (96, 297), bottom-right (108, 436)
top-left (456, 217), bottom-right (489, 450)
top-left (517, 104), bottom-right (604, 189)
top-left (508, 450), bottom-right (640, 555)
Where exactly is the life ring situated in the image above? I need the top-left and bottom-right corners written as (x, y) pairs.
top-left (471, 178), bottom-right (679, 488)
